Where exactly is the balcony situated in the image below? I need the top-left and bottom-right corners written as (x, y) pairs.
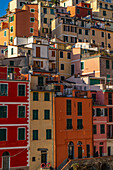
top-left (0, 72), bottom-right (29, 81)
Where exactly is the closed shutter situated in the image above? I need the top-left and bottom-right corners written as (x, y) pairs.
top-left (36, 47), bottom-right (40, 57)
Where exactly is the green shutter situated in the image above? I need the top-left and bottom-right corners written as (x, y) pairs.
top-left (0, 129), bottom-right (6, 141)
top-left (44, 93), bottom-right (50, 101)
top-left (33, 110), bottom-right (38, 120)
top-left (0, 106), bottom-right (7, 118)
top-left (18, 106), bottom-right (25, 118)
top-left (9, 17), bottom-right (11, 22)
top-left (46, 129), bottom-right (51, 139)
top-left (67, 119), bottom-right (72, 129)
top-left (18, 128), bottom-right (25, 140)
top-left (12, 16), bottom-right (14, 21)
top-left (106, 60), bottom-right (109, 69)
top-left (33, 92), bottom-right (38, 101)
top-left (78, 102), bottom-right (82, 116)
top-left (44, 110), bottom-right (50, 120)
top-left (33, 130), bottom-right (38, 140)
top-left (67, 100), bottom-right (71, 115)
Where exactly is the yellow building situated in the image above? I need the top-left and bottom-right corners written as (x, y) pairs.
top-left (30, 73), bottom-right (55, 170)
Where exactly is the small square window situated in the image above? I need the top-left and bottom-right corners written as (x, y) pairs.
top-left (30, 17), bottom-right (35, 22)
top-left (30, 9), bottom-right (35, 13)
top-left (10, 61), bottom-right (14, 66)
top-left (32, 157), bottom-right (36, 161)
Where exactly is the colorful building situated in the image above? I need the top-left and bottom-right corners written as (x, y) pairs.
top-left (0, 66), bottom-right (30, 170)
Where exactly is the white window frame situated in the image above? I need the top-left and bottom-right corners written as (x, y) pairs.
top-left (18, 105), bottom-right (26, 118)
top-left (0, 83), bottom-right (8, 96)
top-left (17, 127), bottom-right (26, 141)
top-left (30, 17), bottom-right (35, 23)
top-left (17, 83), bottom-right (26, 97)
top-left (0, 105), bottom-right (8, 118)
top-left (30, 27), bottom-right (34, 33)
top-left (0, 128), bottom-right (7, 141)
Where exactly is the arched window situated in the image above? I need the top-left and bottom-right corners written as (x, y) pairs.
top-left (68, 141), bottom-right (74, 159)
top-left (2, 152), bottom-right (10, 170)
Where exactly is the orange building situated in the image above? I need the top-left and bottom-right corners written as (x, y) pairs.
top-left (54, 90), bottom-right (93, 169)
top-left (0, 4), bottom-right (38, 46)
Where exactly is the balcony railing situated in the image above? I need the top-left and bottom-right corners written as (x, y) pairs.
top-left (0, 73), bottom-right (29, 81)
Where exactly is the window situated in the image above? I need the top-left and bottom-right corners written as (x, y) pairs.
top-left (64, 36), bottom-right (68, 42)
top-left (93, 40), bottom-right (95, 44)
top-left (67, 100), bottom-right (71, 115)
top-left (50, 18), bottom-right (53, 24)
top-left (79, 29), bottom-right (82, 34)
top-left (78, 102), bottom-right (82, 116)
top-left (18, 128), bottom-right (25, 140)
top-left (0, 84), bottom-right (8, 96)
top-left (9, 16), bottom-right (14, 22)
top-left (77, 119), bottom-right (83, 129)
top-left (101, 32), bottom-right (104, 37)
top-left (33, 110), bottom-right (38, 120)
top-left (107, 74), bottom-right (110, 83)
top-left (60, 51), bottom-right (63, 58)
top-left (106, 60), bottom-right (109, 69)
top-left (100, 124), bottom-right (105, 134)
top-left (18, 84), bottom-right (25, 96)
top-left (33, 92), bottom-right (38, 101)
top-left (108, 33), bottom-right (110, 39)
top-left (30, 8), bottom-right (35, 13)
top-left (67, 119), bottom-right (72, 129)
top-left (33, 130), bottom-right (38, 140)
top-left (18, 106), bottom-right (25, 118)
top-left (93, 125), bottom-right (97, 134)
top-left (85, 30), bottom-right (88, 35)
top-left (101, 42), bottom-right (104, 47)
top-left (11, 26), bottom-right (13, 32)
top-left (44, 93), bottom-right (50, 101)
top-left (108, 93), bottom-right (112, 105)
top-left (10, 61), bottom-right (14, 66)
top-left (100, 3), bottom-right (102, 8)
top-left (81, 62), bottom-right (84, 70)
top-left (92, 30), bottom-right (95, 36)
top-left (109, 108), bottom-right (112, 122)
top-left (67, 53), bottom-right (71, 59)
top-left (52, 51), bottom-right (55, 57)
top-left (1, 50), bottom-right (4, 54)
top-left (44, 18), bottom-right (47, 24)
top-left (44, 110), bottom-right (50, 120)
top-left (96, 108), bottom-right (101, 116)
top-left (20, 2), bottom-right (24, 6)
top-left (108, 44), bottom-right (111, 48)
top-left (30, 28), bottom-right (34, 33)
top-left (76, 0), bottom-right (78, 4)
top-left (11, 48), bottom-right (13, 55)
top-left (103, 11), bottom-right (106, 16)
top-left (4, 42), bottom-right (6, 46)
top-left (46, 129), bottom-right (51, 139)
top-left (88, 10), bottom-right (90, 15)
top-left (30, 17), bottom-right (35, 22)
top-left (32, 157), bottom-right (36, 161)
top-left (38, 77), bottom-right (44, 86)
top-left (77, 8), bottom-right (80, 14)
top-left (10, 37), bottom-right (13, 43)
top-left (0, 129), bottom-right (7, 141)
top-left (43, 8), bottom-right (47, 14)
top-left (50, 9), bottom-right (54, 14)
top-left (0, 106), bottom-right (7, 118)
top-left (112, 61), bottom-right (113, 69)
top-left (105, 4), bottom-right (108, 9)
top-left (61, 64), bottom-right (64, 70)
top-left (4, 31), bottom-right (6, 37)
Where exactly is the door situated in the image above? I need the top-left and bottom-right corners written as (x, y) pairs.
top-left (41, 151), bottom-right (47, 164)
top-left (78, 147), bottom-right (82, 158)
top-left (108, 146), bottom-right (111, 156)
top-left (100, 147), bottom-right (103, 157)
top-left (36, 47), bottom-right (40, 57)
top-left (86, 144), bottom-right (90, 158)
top-left (68, 142), bottom-right (74, 159)
top-left (2, 152), bottom-right (10, 170)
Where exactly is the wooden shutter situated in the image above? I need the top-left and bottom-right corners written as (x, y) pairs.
top-left (36, 47), bottom-right (40, 57)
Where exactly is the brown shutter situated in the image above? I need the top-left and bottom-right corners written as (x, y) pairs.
top-left (36, 47), bottom-right (40, 57)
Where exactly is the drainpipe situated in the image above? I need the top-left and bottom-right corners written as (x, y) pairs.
top-left (52, 91), bottom-right (54, 168)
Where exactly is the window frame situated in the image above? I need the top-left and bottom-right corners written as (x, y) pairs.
top-left (33, 130), bottom-right (38, 140)
top-left (30, 8), bottom-right (35, 13)
top-left (46, 129), bottom-right (52, 139)
top-left (30, 27), bottom-right (34, 33)
top-left (30, 17), bottom-right (35, 23)
top-left (0, 128), bottom-right (7, 141)
top-left (0, 106), bottom-right (8, 118)
top-left (18, 84), bottom-right (26, 97)
top-left (33, 110), bottom-right (38, 120)
top-left (18, 127), bottom-right (26, 140)
top-left (0, 83), bottom-right (8, 96)
top-left (18, 105), bottom-right (26, 118)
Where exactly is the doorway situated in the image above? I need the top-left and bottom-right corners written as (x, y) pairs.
top-left (2, 152), bottom-right (10, 170)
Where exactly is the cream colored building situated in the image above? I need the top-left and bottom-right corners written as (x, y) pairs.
top-left (38, 1), bottom-right (55, 37)
top-left (30, 74), bottom-right (55, 170)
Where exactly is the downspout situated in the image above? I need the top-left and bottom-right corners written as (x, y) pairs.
top-left (52, 91), bottom-right (54, 168)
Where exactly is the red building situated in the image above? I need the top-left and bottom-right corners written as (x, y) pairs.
top-left (0, 66), bottom-right (29, 170)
